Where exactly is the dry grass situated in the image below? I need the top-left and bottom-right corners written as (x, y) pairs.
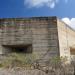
top-left (0, 53), bottom-right (37, 69)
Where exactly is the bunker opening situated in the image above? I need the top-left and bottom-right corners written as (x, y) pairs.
top-left (70, 47), bottom-right (75, 55)
top-left (2, 44), bottom-right (32, 54)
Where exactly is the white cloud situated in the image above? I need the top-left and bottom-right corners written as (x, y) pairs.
top-left (24, 0), bottom-right (59, 8)
top-left (24, 0), bottom-right (69, 8)
top-left (62, 18), bottom-right (75, 29)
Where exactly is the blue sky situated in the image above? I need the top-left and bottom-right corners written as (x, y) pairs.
top-left (0, 0), bottom-right (75, 28)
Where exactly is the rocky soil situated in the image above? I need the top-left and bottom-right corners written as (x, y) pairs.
top-left (0, 67), bottom-right (74, 75)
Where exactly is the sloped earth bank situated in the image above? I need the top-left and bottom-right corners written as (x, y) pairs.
top-left (0, 67), bottom-right (74, 75)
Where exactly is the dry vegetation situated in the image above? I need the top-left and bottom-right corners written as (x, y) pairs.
top-left (0, 53), bottom-right (37, 68)
top-left (0, 53), bottom-right (74, 75)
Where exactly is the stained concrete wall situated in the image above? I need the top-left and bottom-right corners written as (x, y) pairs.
top-left (0, 17), bottom-right (75, 61)
top-left (57, 18), bottom-right (75, 61)
top-left (0, 17), bottom-right (59, 59)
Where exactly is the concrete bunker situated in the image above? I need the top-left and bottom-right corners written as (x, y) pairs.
top-left (2, 44), bottom-right (32, 54)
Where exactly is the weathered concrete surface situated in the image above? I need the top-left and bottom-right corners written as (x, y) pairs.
top-left (57, 19), bottom-right (75, 61)
top-left (0, 17), bottom-right (75, 61)
top-left (0, 17), bottom-right (59, 59)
